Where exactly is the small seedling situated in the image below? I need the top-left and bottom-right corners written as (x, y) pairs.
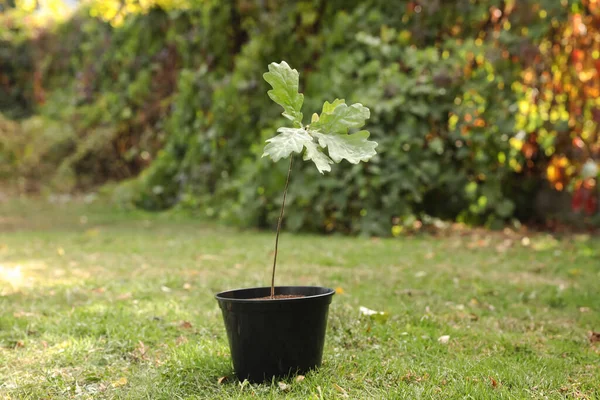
top-left (262, 61), bottom-right (378, 298)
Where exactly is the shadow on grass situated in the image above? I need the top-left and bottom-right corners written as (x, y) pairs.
top-left (153, 343), bottom-right (332, 398)
top-left (154, 342), bottom-right (236, 394)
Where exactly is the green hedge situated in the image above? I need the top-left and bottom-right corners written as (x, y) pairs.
top-left (133, 1), bottom-right (562, 235)
top-left (2, 0), bottom-right (598, 234)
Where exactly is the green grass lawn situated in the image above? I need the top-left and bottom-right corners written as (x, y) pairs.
top-left (1, 198), bottom-right (599, 399)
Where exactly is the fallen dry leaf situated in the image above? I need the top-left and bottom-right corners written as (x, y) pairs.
top-left (495, 239), bottom-right (513, 253)
top-left (438, 335), bottom-right (450, 344)
top-left (335, 287), bottom-right (345, 294)
top-left (116, 292), bottom-right (132, 300)
top-left (176, 336), bottom-right (188, 346)
top-left (91, 287), bottom-right (106, 294)
top-left (217, 376), bottom-right (228, 384)
top-left (568, 268), bottom-right (582, 277)
top-left (13, 311), bottom-right (35, 318)
top-left (489, 376), bottom-right (499, 388)
top-left (295, 375), bottom-right (305, 382)
top-left (579, 307), bottom-right (591, 313)
top-left (359, 306), bottom-right (381, 316)
top-left (183, 283), bottom-right (192, 290)
top-left (359, 306), bottom-right (389, 323)
top-left (131, 341), bottom-right (149, 361)
top-left (57, 247), bottom-right (65, 256)
top-left (278, 382), bottom-right (290, 391)
top-left (14, 340), bottom-right (24, 349)
top-left (400, 372), bottom-right (429, 383)
top-left (111, 377), bottom-right (127, 388)
top-left (84, 228), bottom-right (99, 237)
top-left (467, 238), bottom-right (490, 249)
top-left (589, 332), bottom-right (600, 344)
top-left (179, 321), bottom-right (193, 329)
top-left (333, 383), bottom-right (349, 397)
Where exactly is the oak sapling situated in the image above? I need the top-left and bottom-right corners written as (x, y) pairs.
top-left (262, 61), bottom-right (378, 299)
top-left (214, 61), bottom-right (378, 381)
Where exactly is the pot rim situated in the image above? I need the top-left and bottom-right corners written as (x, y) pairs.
top-left (215, 285), bottom-right (335, 303)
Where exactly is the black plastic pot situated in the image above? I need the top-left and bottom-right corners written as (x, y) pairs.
top-left (215, 286), bottom-right (335, 382)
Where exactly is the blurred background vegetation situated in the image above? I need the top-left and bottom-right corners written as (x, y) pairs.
top-left (1, 0), bottom-right (599, 235)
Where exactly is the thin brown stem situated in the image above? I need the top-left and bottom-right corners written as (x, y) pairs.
top-left (270, 155), bottom-right (294, 299)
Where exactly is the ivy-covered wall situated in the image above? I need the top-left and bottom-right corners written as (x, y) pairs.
top-left (1, 0), bottom-right (599, 234)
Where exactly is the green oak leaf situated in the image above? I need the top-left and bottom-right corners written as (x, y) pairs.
top-left (263, 127), bottom-right (333, 173)
top-left (303, 139), bottom-right (333, 174)
top-left (262, 127), bottom-right (312, 162)
top-left (263, 61), bottom-right (304, 127)
top-left (312, 102), bottom-right (370, 134)
top-left (320, 98), bottom-right (345, 114)
top-left (313, 130), bottom-right (378, 164)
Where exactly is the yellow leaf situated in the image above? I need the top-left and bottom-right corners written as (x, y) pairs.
top-left (111, 377), bottom-right (128, 388)
top-left (509, 137), bottom-right (523, 151)
top-left (85, 228), bottom-right (99, 237)
top-left (335, 287), bottom-right (345, 294)
top-left (546, 165), bottom-right (558, 182)
top-left (16, 0), bottom-right (37, 12)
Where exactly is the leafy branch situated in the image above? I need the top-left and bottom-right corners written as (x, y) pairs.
top-left (262, 61), bottom-right (378, 174)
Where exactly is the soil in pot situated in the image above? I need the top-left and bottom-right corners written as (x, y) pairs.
top-left (254, 294), bottom-right (305, 300)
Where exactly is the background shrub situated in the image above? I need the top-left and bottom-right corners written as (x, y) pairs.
top-left (1, 0), bottom-right (598, 234)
